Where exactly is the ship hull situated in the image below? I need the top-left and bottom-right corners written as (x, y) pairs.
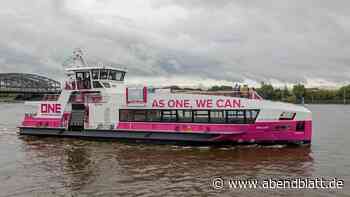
top-left (18, 127), bottom-right (310, 146)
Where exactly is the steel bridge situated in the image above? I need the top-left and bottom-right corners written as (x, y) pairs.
top-left (0, 73), bottom-right (61, 94)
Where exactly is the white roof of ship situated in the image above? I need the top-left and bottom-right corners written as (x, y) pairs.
top-left (65, 66), bottom-right (127, 72)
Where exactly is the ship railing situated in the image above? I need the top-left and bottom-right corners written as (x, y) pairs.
top-left (172, 90), bottom-right (263, 100)
top-left (24, 112), bottom-right (37, 118)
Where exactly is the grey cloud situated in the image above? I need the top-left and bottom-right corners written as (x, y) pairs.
top-left (0, 0), bottom-right (350, 86)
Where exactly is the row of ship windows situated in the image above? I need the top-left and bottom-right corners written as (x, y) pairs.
top-left (119, 109), bottom-right (260, 124)
top-left (91, 69), bottom-right (125, 81)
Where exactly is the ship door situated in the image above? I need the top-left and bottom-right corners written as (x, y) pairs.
top-left (68, 104), bottom-right (86, 131)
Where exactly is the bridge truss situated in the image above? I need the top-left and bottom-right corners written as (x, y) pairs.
top-left (0, 73), bottom-right (61, 94)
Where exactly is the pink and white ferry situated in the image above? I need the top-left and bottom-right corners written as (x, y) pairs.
top-left (19, 50), bottom-right (312, 145)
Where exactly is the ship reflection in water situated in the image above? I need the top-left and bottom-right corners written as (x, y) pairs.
top-left (17, 136), bottom-right (313, 196)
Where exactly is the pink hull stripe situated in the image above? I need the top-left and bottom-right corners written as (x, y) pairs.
top-left (22, 112), bottom-right (70, 128)
top-left (117, 120), bottom-right (312, 142)
top-left (114, 128), bottom-right (245, 135)
top-left (22, 117), bottom-right (61, 128)
top-left (21, 115), bottom-right (311, 142)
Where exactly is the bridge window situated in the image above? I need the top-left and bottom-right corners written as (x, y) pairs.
top-left (76, 72), bottom-right (91, 89)
top-left (102, 82), bottom-right (111, 88)
top-left (76, 72), bottom-right (83, 81)
top-left (108, 70), bottom-right (125, 81)
top-left (108, 70), bottom-right (117, 80)
top-left (93, 69), bottom-right (125, 81)
top-left (86, 72), bottom-right (91, 80)
top-left (100, 69), bottom-right (108, 80)
top-left (108, 70), bottom-right (116, 80)
top-left (117, 71), bottom-right (125, 81)
top-left (93, 81), bottom-right (103, 88)
top-left (92, 69), bottom-right (99, 80)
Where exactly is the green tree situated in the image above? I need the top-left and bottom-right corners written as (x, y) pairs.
top-left (272, 88), bottom-right (282, 101)
top-left (257, 82), bottom-right (274, 100)
top-left (292, 84), bottom-right (305, 103)
top-left (337, 85), bottom-right (350, 104)
top-left (208, 85), bottom-right (233, 91)
top-left (281, 86), bottom-right (291, 102)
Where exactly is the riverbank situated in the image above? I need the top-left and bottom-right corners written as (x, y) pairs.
top-left (0, 95), bottom-right (19, 102)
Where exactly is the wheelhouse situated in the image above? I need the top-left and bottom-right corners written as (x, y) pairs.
top-left (64, 67), bottom-right (126, 90)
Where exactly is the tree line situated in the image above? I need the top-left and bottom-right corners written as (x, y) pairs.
top-left (206, 83), bottom-right (350, 104)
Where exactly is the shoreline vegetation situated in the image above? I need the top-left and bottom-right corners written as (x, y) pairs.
top-left (167, 83), bottom-right (350, 104)
top-left (0, 94), bottom-right (21, 103)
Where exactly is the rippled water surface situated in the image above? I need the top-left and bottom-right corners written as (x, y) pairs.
top-left (0, 103), bottom-right (349, 196)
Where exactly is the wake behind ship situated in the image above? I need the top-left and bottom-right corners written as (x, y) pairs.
top-left (19, 50), bottom-right (312, 145)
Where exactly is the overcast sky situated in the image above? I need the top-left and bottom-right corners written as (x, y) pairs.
top-left (1, 0), bottom-right (350, 87)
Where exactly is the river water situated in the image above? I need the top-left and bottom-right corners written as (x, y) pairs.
top-left (0, 103), bottom-right (349, 197)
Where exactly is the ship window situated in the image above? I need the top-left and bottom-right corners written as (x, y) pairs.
top-left (109, 70), bottom-right (117, 80)
top-left (93, 81), bottom-right (103, 88)
top-left (120, 72), bottom-right (125, 81)
top-left (85, 72), bottom-right (91, 89)
top-left (92, 69), bottom-right (99, 80)
top-left (119, 109), bottom-right (259, 124)
top-left (100, 69), bottom-right (108, 80)
top-left (108, 70), bottom-right (125, 81)
top-left (102, 82), bottom-right (111, 88)
top-left (227, 110), bottom-right (245, 124)
top-left (178, 110), bottom-right (192, 122)
top-left (133, 110), bottom-right (147, 121)
top-left (76, 72), bottom-right (91, 89)
top-left (193, 110), bottom-right (209, 123)
top-left (210, 110), bottom-right (225, 123)
top-left (161, 110), bottom-right (177, 122)
top-left (246, 110), bottom-right (259, 123)
top-left (296, 121), bottom-right (305, 131)
top-left (147, 110), bottom-right (161, 121)
top-left (279, 112), bottom-right (296, 120)
top-left (127, 87), bottom-right (145, 103)
top-left (119, 109), bottom-right (147, 122)
top-left (119, 110), bottom-right (134, 121)
top-left (76, 72), bottom-right (83, 81)
top-left (85, 72), bottom-right (90, 79)
top-left (116, 71), bottom-right (124, 81)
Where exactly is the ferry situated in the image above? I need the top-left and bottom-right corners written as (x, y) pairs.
top-left (19, 50), bottom-right (312, 145)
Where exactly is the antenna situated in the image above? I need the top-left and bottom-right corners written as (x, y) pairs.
top-left (62, 48), bottom-right (88, 68)
top-left (72, 48), bottom-right (88, 67)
